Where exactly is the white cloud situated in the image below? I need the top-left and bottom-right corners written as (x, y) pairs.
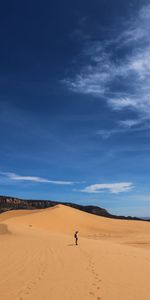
top-left (81, 182), bottom-right (134, 194)
top-left (97, 122), bottom-right (150, 139)
top-left (119, 119), bottom-right (142, 128)
top-left (0, 172), bottom-right (75, 185)
top-left (108, 97), bottom-right (137, 110)
top-left (64, 58), bottom-right (112, 96)
top-left (63, 51), bottom-right (113, 96)
top-left (63, 3), bottom-right (150, 124)
top-left (120, 4), bottom-right (150, 45)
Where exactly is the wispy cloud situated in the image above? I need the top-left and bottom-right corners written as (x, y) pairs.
top-left (80, 182), bottom-right (134, 194)
top-left (119, 119), bottom-right (142, 128)
top-left (63, 3), bottom-right (150, 125)
top-left (0, 172), bottom-right (75, 185)
top-left (97, 122), bottom-right (150, 139)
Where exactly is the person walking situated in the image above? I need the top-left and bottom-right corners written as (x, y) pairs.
top-left (74, 231), bottom-right (79, 245)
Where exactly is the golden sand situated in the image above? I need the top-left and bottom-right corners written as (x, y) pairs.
top-left (0, 205), bottom-right (150, 300)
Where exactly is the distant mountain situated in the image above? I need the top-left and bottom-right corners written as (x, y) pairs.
top-left (0, 195), bottom-right (147, 221)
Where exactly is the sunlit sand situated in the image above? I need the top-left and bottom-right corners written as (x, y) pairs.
top-left (0, 205), bottom-right (150, 300)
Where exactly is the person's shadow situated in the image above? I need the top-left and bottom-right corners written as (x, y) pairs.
top-left (67, 244), bottom-right (75, 246)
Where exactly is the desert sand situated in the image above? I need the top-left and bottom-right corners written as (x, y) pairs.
top-left (0, 205), bottom-right (150, 300)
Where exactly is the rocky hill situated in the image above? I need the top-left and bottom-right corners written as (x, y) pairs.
top-left (0, 195), bottom-right (145, 221)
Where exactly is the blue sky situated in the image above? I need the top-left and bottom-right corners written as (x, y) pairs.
top-left (0, 0), bottom-right (150, 217)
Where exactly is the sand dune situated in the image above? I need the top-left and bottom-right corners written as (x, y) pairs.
top-left (0, 205), bottom-right (150, 299)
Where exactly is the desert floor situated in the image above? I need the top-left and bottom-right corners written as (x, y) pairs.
top-left (0, 204), bottom-right (150, 300)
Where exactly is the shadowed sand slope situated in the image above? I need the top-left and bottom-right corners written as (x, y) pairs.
top-left (0, 205), bottom-right (150, 300)
top-left (0, 209), bottom-right (39, 222)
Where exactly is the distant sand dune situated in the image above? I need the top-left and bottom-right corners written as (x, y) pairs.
top-left (3, 204), bottom-right (150, 244)
top-left (0, 205), bottom-right (150, 299)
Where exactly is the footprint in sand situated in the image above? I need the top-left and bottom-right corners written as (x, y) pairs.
top-left (19, 277), bottom-right (39, 298)
top-left (89, 291), bottom-right (95, 296)
top-left (87, 257), bottom-right (102, 299)
top-left (25, 291), bottom-right (30, 295)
